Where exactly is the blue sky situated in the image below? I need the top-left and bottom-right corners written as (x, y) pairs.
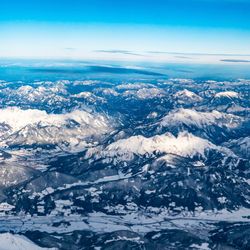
top-left (1, 0), bottom-right (250, 62)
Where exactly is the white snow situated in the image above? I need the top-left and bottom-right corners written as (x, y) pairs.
top-left (72, 92), bottom-right (105, 103)
top-left (73, 80), bottom-right (100, 86)
top-left (0, 207), bottom-right (249, 235)
top-left (0, 107), bottom-right (112, 151)
top-left (147, 112), bottom-right (158, 119)
top-left (0, 203), bottom-right (15, 212)
top-left (159, 108), bottom-right (242, 129)
top-left (101, 132), bottom-right (222, 161)
top-left (0, 233), bottom-right (55, 250)
top-left (214, 91), bottom-right (240, 98)
top-left (169, 78), bottom-right (195, 84)
top-left (72, 91), bottom-right (92, 98)
top-left (116, 83), bottom-right (155, 90)
top-left (0, 107), bottom-right (108, 132)
top-left (173, 89), bottom-right (203, 103)
top-left (101, 88), bottom-right (119, 96)
top-left (0, 203), bottom-right (247, 242)
top-left (123, 88), bottom-right (165, 99)
top-left (0, 84), bottom-right (68, 105)
top-left (190, 243), bottom-right (210, 250)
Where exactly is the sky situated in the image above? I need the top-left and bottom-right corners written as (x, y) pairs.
top-left (1, 0), bottom-right (250, 63)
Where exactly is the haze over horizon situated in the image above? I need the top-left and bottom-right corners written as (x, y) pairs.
top-left (1, 0), bottom-right (250, 63)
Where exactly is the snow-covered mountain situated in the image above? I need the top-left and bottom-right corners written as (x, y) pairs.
top-left (96, 132), bottom-right (230, 162)
top-left (157, 108), bottom-right (246, 143)
top-left (0, 107), bottom-right (113, 151)
top-left (159, 108), bottom-right (242, 130)
top-left (173, 89), bottom-right (203, 104)
top-left (0, 76), bottom-right (249, 249)
top-left (0, 233), bottom-right (54, 250)
top-left (214, 91), bottom-right (240, 99)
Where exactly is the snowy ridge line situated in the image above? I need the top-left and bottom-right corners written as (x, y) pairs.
top-left (92, 131), bottom-right (234, 161)
top-left (214, 91), bottom-right (240, 99)
top-left (0, 107), bottom-right (110, 132)
top-left (0, 106), bottom-right (114, 152)
top-left (159, 108), bottom-right (243, 129)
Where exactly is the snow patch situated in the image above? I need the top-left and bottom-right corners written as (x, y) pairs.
top-left (214, 91), bottom-right (239, 99)
top-left (0, 233), bottom-right (55, 250)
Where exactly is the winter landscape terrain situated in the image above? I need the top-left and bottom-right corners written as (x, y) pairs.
top-left (0, 61), bottom-right (249, 249)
